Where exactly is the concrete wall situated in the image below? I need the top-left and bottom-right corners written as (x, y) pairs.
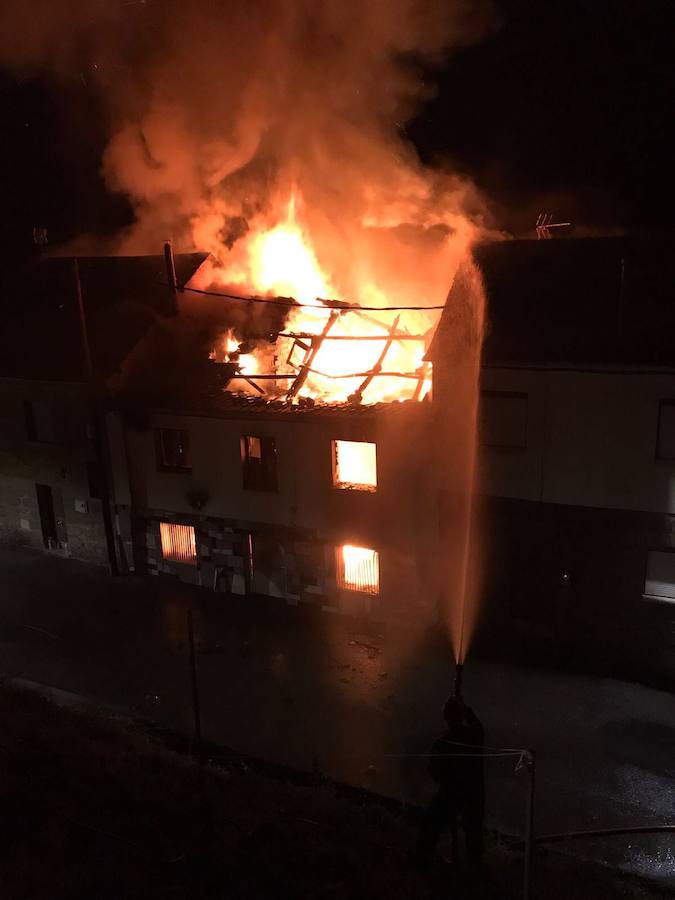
top-left (479, 367), bottom-right (675, 514)
top-left (0, 380), bottom-right (109, 565)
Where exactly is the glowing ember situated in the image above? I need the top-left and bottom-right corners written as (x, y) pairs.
top-left (333, 440), bottom-right (377, 491)
top-left (338, 545), bottom-right (380, 594)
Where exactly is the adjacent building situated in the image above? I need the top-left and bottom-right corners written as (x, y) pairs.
top-left (0, 251), bottom-right (206, 566)
top-left (473, 235), bottom-right (675, 681)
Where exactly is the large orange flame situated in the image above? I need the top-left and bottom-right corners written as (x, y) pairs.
top-left (194, 189), bottom-right (440, 404)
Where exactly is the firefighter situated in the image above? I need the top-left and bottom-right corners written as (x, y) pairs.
top-left (415, 695), bottom-right (485, 866)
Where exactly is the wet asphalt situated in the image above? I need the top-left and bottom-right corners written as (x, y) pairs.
top-left (0, 546), bottom-right (673, 882)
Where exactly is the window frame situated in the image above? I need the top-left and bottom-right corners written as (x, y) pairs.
top-left (159, 522), bottom-right (198, 566)
top-left (240, 434), bottom-right (278, 492)
top-left (24, 398), bottom-right (59, 444)
top-left (479, 390), bottom-right (529, 451)
top-left (331, 439), bottom-right (378, 492)
top-left (655, 400), bottom-right (675, 461)
top-left (335, 544), bottom-right (380, 596)
top-left (643, 548), bottom-right (675, 604)
top-left (154, 427), bottom-right (192, 473)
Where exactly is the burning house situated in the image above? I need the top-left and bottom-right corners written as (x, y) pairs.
top-left (2, 231), bottom-right (675, 683)
top-left (105, 234), bottom-right (483, 632)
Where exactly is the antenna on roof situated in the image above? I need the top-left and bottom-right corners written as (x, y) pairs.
top-left (535, 213), bottom-right (573, 240)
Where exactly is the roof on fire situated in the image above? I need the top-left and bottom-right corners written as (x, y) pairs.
top-left (472, 235), bottom-right (675, 368)
top-left (0, 252), bottom-right (208, 382)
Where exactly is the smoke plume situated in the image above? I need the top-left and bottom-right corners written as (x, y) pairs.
top-left (0, 0), bottom-right (491, 306)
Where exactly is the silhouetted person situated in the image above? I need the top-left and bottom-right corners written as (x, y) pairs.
top-left (416, 696), bottom-right (485, 866)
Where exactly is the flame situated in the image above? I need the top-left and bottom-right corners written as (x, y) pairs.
top-left (333, 439), bottom-right (377, 490)
top-left (338, 545), bottom-right (380, 594)
top-left (249, 196), bottom-right (331, 304)
top-left (210, 332), bottom-right (260, 376)
top-left (196, 189), bottom-right (441, 405)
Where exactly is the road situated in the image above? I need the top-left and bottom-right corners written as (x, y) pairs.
top-left (0, 546), bottom-right (673, 881)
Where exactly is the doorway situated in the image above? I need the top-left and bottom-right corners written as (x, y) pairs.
top-left (35, 484), bottom-right (67, 549)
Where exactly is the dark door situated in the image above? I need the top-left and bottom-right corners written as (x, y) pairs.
top-left (36, 484), bottom-right (57, 548)
top-left (251, 537), bottom-right (287, 598)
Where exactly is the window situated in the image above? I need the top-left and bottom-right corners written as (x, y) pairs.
top-left (24, 399), bottom-right (58, 443)
top-left (336, 544), bottom-right (379, 594)
top-left (155, 428), bottom-right (191, 471)
top-left (332, 440), bottom-right (377, 491)
top-left (241, 435), bottom-right (277, 491)
top-left (656, 401), bottom-right (675, 460)
top-left (159, 522), bottom-right (197, 565)
top-left (479, 391), bottom-right (528, 449)
top-left (644, 550), bottom-right (675, 603)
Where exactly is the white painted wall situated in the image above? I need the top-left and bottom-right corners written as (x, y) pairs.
top-left (109, 403), bottom-right (440, 552)
top-left (479, 367), bottom-right (675, 514)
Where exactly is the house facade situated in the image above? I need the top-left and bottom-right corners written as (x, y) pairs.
top-left (470, 236), bottom-right (675, 683)
top-left (0, 378), bottom-right (111, 564)
top-left (3, 238), bottom-right (674, 683)
top-left (0, 251), bottom-right (207, 567)
top-left (106, 397), bottom-right (447, 626)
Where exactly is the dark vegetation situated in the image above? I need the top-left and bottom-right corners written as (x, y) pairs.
top-left (0, 682), bottom-right (672, 899)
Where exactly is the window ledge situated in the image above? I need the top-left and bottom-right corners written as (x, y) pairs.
top-left (642, 593), bottom-right (675, 605)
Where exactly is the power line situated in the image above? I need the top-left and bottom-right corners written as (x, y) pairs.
top-left (175, 282), bottom-right (447, 312)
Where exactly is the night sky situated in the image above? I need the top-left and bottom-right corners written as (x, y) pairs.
top-left (0, 0), bottom-right (672, 263)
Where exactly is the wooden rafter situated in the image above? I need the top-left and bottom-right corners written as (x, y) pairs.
top-left (285, 311), bottom-right (340, 401)
top-left (348, 314), bottom-right (400, 404)
top-left (278, 331), bottom-right (426, 341)
top-left (412, 361), bottom-right (431, 401)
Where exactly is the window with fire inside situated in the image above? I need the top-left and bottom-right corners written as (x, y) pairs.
top-left (241, 435), bottom-right (278, 491)
top-left (332, 439), bottom-right (377, 491)
top-left (336, 544), bottom-right (380, 595)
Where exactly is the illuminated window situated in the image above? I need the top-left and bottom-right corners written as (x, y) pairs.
top-left (656, 401), bottom-right (675, 460)
top-left (644, 550), bottom-right (675, 603)
top-left (155, 428), bottom-right (191, 471)
top-left (241, 435), bottom-right (278, 491)
top-left (160, 522), bottom-right (197, 565)
top-left (332, 440), bottom-right (377, 491)
top-left (336, 544), bottom-right (379, 594)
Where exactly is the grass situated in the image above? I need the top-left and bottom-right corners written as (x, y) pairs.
top-left (0, 682), bottom-right (672, 900)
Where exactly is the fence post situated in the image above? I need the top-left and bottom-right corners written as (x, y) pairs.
top-left (187, 609), bottom-right (203, 761)
top-left (523, 749), bottom-right (536, 900)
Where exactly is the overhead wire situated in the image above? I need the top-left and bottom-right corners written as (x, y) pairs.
top-left (172, 281), bottom-right (447, 311)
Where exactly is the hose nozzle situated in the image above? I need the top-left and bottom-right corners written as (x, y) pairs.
top-left (454, 662), bottom-right (464, 700)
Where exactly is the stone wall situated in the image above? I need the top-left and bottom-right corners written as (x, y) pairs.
top-left (128, 507), bottom-right (424, 623)
top-left (0, 380), bottom-right (109, 566)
